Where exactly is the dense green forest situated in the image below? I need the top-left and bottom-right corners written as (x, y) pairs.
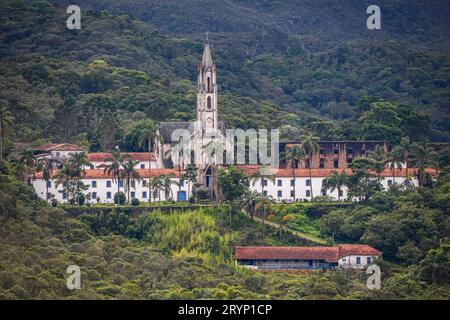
top-left (1, 0), bottom-right (450, 300)
top-left (1, 168), bottom-right (449, 299)
top-left (1, 0), bottom-right (450, 154)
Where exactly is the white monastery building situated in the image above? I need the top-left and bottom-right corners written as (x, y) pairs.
top-left (30, 37), bottom-right (435, 204)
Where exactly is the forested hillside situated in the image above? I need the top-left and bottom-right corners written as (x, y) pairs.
top-left (1, 0), bottom-right (450, 154)
top-left (1, 0), bottom-right (450, 301)
top-left (1, 171), bottom-right (449, 299)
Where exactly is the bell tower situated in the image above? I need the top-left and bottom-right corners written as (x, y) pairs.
top-left (197, 33), bottom-right (218, 132)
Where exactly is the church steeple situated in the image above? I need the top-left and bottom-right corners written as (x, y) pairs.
top-left (201, 33), bottom-right (213, 67)
top-left (197, 33), bottom-right (218, 131)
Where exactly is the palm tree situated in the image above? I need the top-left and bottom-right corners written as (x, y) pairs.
top-left (250, 166), bottom-right (275, 196)
top-left (410, 142), bottom-right (428, 186)
top-left (164, 137), bottom-right (192, 200)
top-left (182, 164), bottom-right (198, 200)
top-left (242, 190), bottom-right (264, 220)
top-left (300, 134), bottom-right (320, 199)
top-left (104, 149), bottom-right (124, 197)
top-left (68, 152), bottom-right (92, 176)
top-left (0, 107), bottom-right (14, 162)
top-left (68, 152), bottom-right (92, 204)
top-left (397, 137), bottom-right (411, 177)
top-left (282, 144), bottom-right (305, 201)
top-left (321, 170), bottom-right (349, 201)
top-left (17, 149), bottom-right (37, 184)
top-left (254, 196), bottom-right (272, 237)
top-left (150, 175), bottom-right (163, 202)
top-left (54, 164), bottom-right (74, 203)
top-left (38, 158), bottom-right (53, 201)
top-left (160, 174), bottom-right (179, 201)
top-left (137, 120), bottom-right (160, 204)
top-left (122, 159), bottom-right (141, 203)
top-left (388, 145), bottom-right (404, 184)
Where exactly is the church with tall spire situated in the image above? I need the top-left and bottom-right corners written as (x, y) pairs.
top-left (197, 33), bottom-right (218, 132)
top-left (158, 34), bottom-right (226, 188)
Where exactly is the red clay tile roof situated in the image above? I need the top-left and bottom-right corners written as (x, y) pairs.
top-left (235, 165), bottom-right (437, 177)
top-left (34, 168), bottom-right (179, 179)
top-left (87, 152), bottom-right (156, 162)
top-left (35, 143), bottom-right (84, 152)
top-left (337, 244), bottom-right (382, 258)
top-left (235, 245), bottom-right (382, 262)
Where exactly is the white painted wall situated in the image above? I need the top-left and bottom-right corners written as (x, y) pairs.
top-left (250, 176), bottom-right (419, 201)
top-left (338, 254), bottom-right (377, 269)
top-left (86, 160), bottom-right (159, 170)
top-left (32, 173), bottom-right (419, 204)
top-left (32, 177), bottom-right (190, 204)
top-left (51, 150), bottom-right (82, 161)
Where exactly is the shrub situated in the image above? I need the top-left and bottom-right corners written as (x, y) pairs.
top-left (196, 188), bottom-right (209, 200)
top-left (114, 192), bottom-right (126, 205)
top-left (131, 198), bottom-right (140, 206)
top-left (77, 194), bottom-right (85, 206)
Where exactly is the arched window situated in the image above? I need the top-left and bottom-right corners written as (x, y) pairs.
top-left (207, 77), bottom-right (211, 92)
top-left (207, 96), bottom-right (212, 109)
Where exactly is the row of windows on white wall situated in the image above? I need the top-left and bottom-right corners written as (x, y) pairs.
top-left (89, 163), bottom-right (148, 170)
top-left (47, 180), bottom-right (185, 189)
top-left (341, 257), bottom-right (372, 265)
top-left (262, 189), bottom-right (344, 198)
top-left (262, 179), bottom-right (311, 187)
top-left (262, 179), bottom-right (396, 187)
top-left (60, 191), bottom-right (149, 200)
top-left (47, 178), bottom-right (395, 190)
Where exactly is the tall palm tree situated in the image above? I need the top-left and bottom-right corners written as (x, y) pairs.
top-left (388, 145), bottom-right (404, 184)
top-left (164, 136), bottom-right (192, 200)
top-left (137, 120), bottom-right (160, 203)
top-left (150, 175), bottom-right (163, 202)
top-left (410, 142), bottom-right (428, 186)
top-left (182, 164), bottom-right (198, 200)
top-left (39, 158), bottom-right (54, 201)
top-left (104, 150), bottom-right (124, 197)
top-left (282, 144), bottom-right (305, 201)
top-left (242, 190), bottom-right (264, 220)
top-left (321, 170), bottom-right (349, 201)
top-left (160, 174), bottom-right (179, 201)
top-left (254, 196), bottom-right (272, 237)
top-left (68, 152), bottom-right (92, 176)
top-left (54, 164), bottom-right (74, 203)
top-left (397, 137), bottom-right (411, 177)
top-left (251, 167), bottom-right (275, 196)
top-left (300, 134), bottom-right (320, 199)
top-left (17, 149), bottom-right (37, 184)
top-left (122, 159), bottom-right (141, 203)
top-left (0, 107), bottom-right (14, 162)
top-left (69, 152), bottom-right (91, 200)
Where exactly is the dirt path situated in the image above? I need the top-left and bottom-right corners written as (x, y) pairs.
top-left (250, 214), bottom-right (328, 245)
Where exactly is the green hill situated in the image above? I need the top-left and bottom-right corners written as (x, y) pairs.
top-left (1, 0), bottom-right (450, 153)
top-left (1, 173), bottom-right (449, 299)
